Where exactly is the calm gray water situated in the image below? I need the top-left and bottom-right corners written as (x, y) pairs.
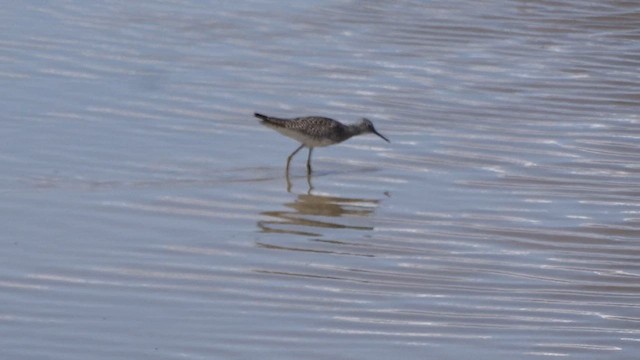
top-left (2, 1), bottom-right (639, 359)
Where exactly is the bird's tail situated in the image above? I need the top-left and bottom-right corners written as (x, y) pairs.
top-left (254, 112), bottom-right (269, 121)
top-left (254, 112), bottom-right (287, 127)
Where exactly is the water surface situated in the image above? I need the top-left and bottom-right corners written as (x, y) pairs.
top-left (1, 1), bottom-right (639, 359)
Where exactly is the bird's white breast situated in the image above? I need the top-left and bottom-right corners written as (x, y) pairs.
top-left (269, 126), bottom-right (336, 147)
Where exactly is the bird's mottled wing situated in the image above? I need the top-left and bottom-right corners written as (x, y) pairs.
top-left (287, 116), bottom-right (345, 140)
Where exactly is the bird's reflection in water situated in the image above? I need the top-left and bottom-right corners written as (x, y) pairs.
top-left (257, 192), bottom-right (381, 237)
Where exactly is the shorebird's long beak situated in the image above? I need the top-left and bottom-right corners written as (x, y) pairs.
top-left (373, 129), bottom-right (390, 143)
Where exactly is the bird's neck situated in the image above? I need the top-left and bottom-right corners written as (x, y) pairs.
top-left (345, 123), bottom-right (366, 138)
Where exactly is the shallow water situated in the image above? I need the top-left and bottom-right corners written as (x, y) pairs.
top-left (2, 1), bottom-right (640, 359)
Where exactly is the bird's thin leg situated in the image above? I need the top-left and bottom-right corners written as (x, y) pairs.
top-left (306, 170), bottom-right (314, 194)
top-left (286, 171), bottom-right (293, 193)
top-left (306, 147), bottom-right (313, 174)
top-left (286, 144), bottom-right (305, 173)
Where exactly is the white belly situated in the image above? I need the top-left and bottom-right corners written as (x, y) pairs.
top-left (270, 126), bottom-right (337, 147)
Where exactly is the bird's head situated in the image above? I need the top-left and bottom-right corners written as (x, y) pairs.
top-left (360, 118), bottom-right (390, 143)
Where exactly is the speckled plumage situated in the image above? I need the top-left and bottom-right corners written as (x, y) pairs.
top-left (257, 115), bottom-right (348, 147)
top-left (254, 112), bottom-right (389, 174)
